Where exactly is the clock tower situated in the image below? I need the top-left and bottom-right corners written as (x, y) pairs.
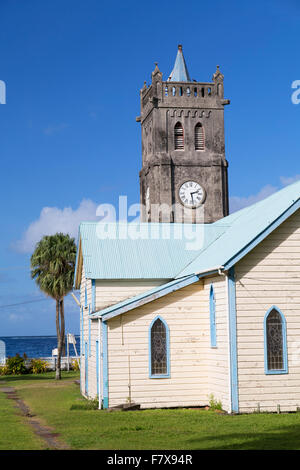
top-left (137, 45), bottom-right (230, 224)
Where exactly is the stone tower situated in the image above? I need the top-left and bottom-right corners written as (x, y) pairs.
top-left (137, 45), bottom-right (230, 224)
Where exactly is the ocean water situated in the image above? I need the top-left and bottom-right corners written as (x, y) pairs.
top-left (0, 336), bottom-right (80, 358)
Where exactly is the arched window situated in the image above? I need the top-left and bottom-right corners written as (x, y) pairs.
top-left (174, 122), bottom-right (184, 150)
top-left (149, 316), bottom-right (170, 377)
top-left (210, 284), bottom-right (217, 347)
top-left (195, 123), bottom-right (205, 150)
top-left (264, 307), bottom-right (288, 374)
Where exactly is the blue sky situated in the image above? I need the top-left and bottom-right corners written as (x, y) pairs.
top-left (0, 0), bottom-right (299, 336)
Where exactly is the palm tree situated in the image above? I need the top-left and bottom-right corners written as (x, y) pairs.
top-left (31, 233), bottom-right (77, 379)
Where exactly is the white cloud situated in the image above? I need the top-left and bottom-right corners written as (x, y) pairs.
top-left (14, 199), bottom-right (99, 254)
top-left (229, 174), bottom-right (300, 214)
top-left (229, 184), bottom-right (278, 213)
top-left (280, 174), bottom-right (300, 186)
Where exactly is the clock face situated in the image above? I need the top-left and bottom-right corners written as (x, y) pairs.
top-left (178, 181), bottom-right (205, 208)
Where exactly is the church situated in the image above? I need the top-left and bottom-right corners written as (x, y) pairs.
top-left (74, 46), bottom-right (300, 414)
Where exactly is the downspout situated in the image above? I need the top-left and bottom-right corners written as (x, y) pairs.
top-left (98, 319), bottom-right (102, 409)
top-left (218, 268), bottom-right (232, 413)
top-left (218, 267), bottom-right (239, 414)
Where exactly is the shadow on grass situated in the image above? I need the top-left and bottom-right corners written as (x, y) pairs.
top-left (186, 421), bottom-right (300, 450)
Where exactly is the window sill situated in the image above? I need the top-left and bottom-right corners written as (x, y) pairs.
top-left (265, 369), bottom-right (288, 375)
top-left (149, 374), bottom-right (170, 379)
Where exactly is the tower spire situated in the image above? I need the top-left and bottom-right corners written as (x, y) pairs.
top-left (168, 44), bottom-right (191, 82)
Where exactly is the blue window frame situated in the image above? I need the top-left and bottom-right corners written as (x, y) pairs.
top-left (264, 306), bottom-right (288, 375)
top-left (149, 316), bottom-right (170, 378)
top-left (210, 284), bottom-right (217, 347)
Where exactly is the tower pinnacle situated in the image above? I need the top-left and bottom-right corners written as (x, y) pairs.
top-left (168, 44), bottom-right (191, 82)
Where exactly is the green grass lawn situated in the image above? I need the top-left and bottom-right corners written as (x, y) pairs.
top-left (0, 382), bottom-right (45, 450)
top-left (2, 372), bottom-right (300, 449)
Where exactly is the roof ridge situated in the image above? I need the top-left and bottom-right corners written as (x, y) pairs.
top-left (174, 227), bottom-right (228, 278)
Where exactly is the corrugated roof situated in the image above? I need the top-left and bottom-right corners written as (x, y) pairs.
top-left (78, 222), bottom-right (226, 280)
top-left (75, 180), bottom-right (300, 284)
top-left (178, 180), bottom-right (300, 276)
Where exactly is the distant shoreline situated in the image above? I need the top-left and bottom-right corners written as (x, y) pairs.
top-left (0, 334), bottom-right (80, 338)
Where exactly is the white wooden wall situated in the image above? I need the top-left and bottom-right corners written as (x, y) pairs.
top-left (106, 276), bottom-right (230, 410)
top-left (79, 268), bottom-right (230, 410)
top-left (204, 275), bottom-right (230, 412)
top-left (79, 265), bottom-right (92, 395)
top-left (80, 276), bottom-right (166, 399)
top-left (235, 208), bottom-right (300, 413)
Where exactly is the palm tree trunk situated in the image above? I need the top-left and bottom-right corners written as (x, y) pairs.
top-left (55, 299), bottom-right (62, 380)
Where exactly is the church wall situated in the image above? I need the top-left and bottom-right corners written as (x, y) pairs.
top-left (235, 208), bottom-right (300, 413)
top-left (85, 318), bottom-right (99, 400)
top-left (95, 279), bottom-right (167, 311)
top-left (203, 275), bottom-right (230, 412)
top-left (105, 277), bottom-right (230, 410)
top-left (80, 278), bottom-right (167, 399)
top-left (80, 264), bottom-right (92, 395)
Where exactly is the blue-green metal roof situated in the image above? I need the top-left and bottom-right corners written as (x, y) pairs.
top-left (77, 222), bottom-right (226, 280)
top-left (168, 45), bottom-right (191, 82)
top-left (75, 180), bottom-right (300, 283)
top-left (178, 180), bottom-right (300, 276)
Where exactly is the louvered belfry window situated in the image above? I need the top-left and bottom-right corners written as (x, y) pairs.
top-left (195, 123), bottom-right (205, 150)
top-left (151, 318), bottom-right (167, 375)
top-left (267, 310), bottom-right (284, 370)
top-left (174, 122), bottom-right (184, 150)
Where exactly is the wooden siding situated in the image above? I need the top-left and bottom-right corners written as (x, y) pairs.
top-left (106, 276), bottom-right (230, 410)
top-left (81, 278), bottom-right (167, 399)
top-left (80, 265), bottom-right (92, 395)
top-left (95, 279), bottom-right (167, 311)
top-left (235, 208), bottom-right (300, 413)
